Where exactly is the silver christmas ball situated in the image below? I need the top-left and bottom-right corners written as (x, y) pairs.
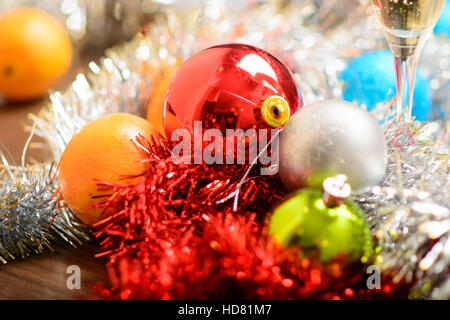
top-left (279, 99), bottom-right (387, 192)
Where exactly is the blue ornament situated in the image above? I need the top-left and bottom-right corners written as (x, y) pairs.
top-left (340, 50), bottom-right (432, 121)
top-left (434, 0), bottom-right (450, 36)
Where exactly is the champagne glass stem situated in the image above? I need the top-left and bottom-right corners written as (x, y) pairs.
top-left (393, 52), bottom-right (419, 122)
top-left (385, 26), bottom-right (432, 122)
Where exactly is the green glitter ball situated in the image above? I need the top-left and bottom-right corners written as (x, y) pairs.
top-left (269, 189), bottom-right (373, 264)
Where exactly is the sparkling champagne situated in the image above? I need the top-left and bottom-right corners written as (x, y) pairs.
top-left (371, 0), bottom-right (445, 121)
top-left (374, 0), bottom-right (445, 34)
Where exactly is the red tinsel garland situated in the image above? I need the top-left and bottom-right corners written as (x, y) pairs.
top-left (92, 135), bottom-right (405, 300)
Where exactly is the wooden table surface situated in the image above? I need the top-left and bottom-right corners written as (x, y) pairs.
top-left (0, 48), bottom-right (110, 300)
top-left (0, 244), bottom-right (109, 299)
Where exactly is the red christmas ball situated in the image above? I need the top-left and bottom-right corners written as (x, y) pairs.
top-left (163, 43), bottom-right (302, 136)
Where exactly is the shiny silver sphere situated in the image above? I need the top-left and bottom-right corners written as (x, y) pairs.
top-left (279, 99), bottom-right (387, 192)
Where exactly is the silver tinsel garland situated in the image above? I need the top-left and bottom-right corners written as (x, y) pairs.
top-left (0, 0), bottom-right (449, 299)
top-left (356, 120), bottom-right (449, 299)
top-left (0, 161), bottom-right (91, 263)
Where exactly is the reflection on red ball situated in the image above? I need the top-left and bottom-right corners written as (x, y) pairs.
top-left (163, 43), bottom-right (302, 136)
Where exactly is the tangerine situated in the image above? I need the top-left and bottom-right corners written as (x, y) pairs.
top-left (58, 113), bottom-right (159, 226)
top-left (0, 7), bottom-right (73, 101)
top-left (146, 58), bottom-right (182, 136)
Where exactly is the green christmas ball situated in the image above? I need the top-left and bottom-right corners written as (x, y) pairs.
top-left (268, 189), bottom-right (373, 264)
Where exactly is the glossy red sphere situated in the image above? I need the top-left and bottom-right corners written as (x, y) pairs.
top-left (163, 43), bottom-right (302, 136)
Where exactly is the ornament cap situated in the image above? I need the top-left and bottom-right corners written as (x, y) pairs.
top-left (260, 95), bottom-right (290, 127)
top-left (322, 174), bottom-right (352, 208)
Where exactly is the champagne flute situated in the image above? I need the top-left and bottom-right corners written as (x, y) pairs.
top-left (371, 0), bottom-right (445, 122)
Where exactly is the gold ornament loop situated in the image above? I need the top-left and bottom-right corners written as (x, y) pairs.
top-left (261, 95), bottom-right (290, 128)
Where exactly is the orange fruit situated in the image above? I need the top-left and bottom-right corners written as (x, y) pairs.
top-left (0, 7), bottom-right (73, 101)
top-left (146, 58), bottom-right (183, 136)
top-left (58, 113), bottom-right (159, 226)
